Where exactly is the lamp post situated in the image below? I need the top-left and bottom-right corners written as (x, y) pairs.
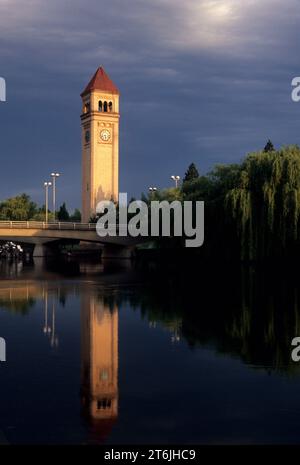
top-left (44, 181), bottom-right (52, 223)
top-left (43, 290), bottom-right (51, 336)
top-left (51, 173), bottom-right (60, 222)
top-left (51, 299), bottom-right (59, 348)
top-left (171, 175), bottom-right (181, 188)
top-left (149, 187), bottom-right (157, 198)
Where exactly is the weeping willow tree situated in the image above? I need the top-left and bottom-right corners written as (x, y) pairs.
top-left (225, 145), bottom-right (300, 260)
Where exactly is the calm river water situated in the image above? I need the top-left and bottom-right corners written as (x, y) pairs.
top-left (0, 257), bottom-right (299, 444)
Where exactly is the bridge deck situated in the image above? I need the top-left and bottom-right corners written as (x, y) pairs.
top-left (0, 221), bottom-right (144, 247)
top-left (0, 221), bottom-right (97, 230)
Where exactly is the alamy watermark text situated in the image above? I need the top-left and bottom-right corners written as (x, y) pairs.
top-left (0, 77), bottom-right (6, 102)
top-left (96, 193), bottom-right (204, 248)
top-left (0, 338), bottom-right (6, 362)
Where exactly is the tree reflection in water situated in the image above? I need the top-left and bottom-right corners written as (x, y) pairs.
top-left (0, 265), bottom-right (300, 376)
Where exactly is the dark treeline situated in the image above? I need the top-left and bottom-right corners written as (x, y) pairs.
top-left (2, 142), bottom-right (300, 261)
top-left (2, 260), bottom-right (299, 374)
top-left (145, 144), bottom-right (300, 261)
top-left (98, 262), bottom-right (300, 374)
top-left (0, 194), bottom-right (81, 222)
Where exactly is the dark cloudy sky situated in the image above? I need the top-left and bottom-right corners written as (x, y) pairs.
top-left (0, 0), bottom-right (300, 210)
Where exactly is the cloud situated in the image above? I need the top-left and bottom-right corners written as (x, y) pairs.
top-left (143, 0), bottom-right (300, 60)
top-left (1, 0), bottom-right (299, 83)
top-left (0, 0), bottom-right (299, 205)
top-left (1, 1), bottom-right (298, 60)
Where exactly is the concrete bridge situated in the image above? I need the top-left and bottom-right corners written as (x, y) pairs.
top-left (0, 221), bottom-right (142, 258)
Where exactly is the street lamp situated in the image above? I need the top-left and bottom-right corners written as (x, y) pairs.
top-left (171, 175), bottom-right (181, 188)
top-left (43, 291), bottom-right (51, 336)
top-left (51, 172), bottom-right (60, 222)
top-left (50, 300), bottom-right (59, 348)
top-left (149, 187), bottom-right (157, 197)
top-left (44, 181), bottom-right (52, 223)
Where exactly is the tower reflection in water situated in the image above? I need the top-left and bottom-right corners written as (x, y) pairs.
top-left (80, 291), bottom-right (119, 442)
top-left (42, 285), bottom-right (119, 440)
top-left (0, 281), bottom-right (119, 443)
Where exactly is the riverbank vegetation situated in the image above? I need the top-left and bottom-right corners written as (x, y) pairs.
top-left (145, 144), bottom-right (300, 261)
top-left (0, 194), bottom-right (81, 222)
top-left (1, 142), bottom-right (300, 261)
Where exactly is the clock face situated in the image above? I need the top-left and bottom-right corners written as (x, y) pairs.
top-left (85, 130), bottom-right (90, 143)
top-left (100, 129), bottom-right (111, 142)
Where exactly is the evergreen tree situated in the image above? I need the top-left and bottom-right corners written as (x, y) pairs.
top-left (57, 203), bottom-right (70, 221)
top-left (263, 139), bottom-right (275, 152)
top-left (183, 163), bottom-right (199, 183)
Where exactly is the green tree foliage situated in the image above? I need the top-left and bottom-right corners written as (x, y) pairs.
top-left (0, 194), bottom-right (75, 223)
top-left (0, 194), bottom-right (38, 220)
top-left (223, 145), bottom-right (300, 259)
top-left (31, 206), bottom-right (54, 222)
top-left (182, 165), bottom-right (241, 203)
top-left (57, 202), bottom-right (70, 221)
top-left (182, 176), bottom-right (213, 202)
top-left (183, 163), bottom-right (200, 183)
top-left (180, 145), bottom-right (300, 260)
top-left (152, 188), bottom-right (182, 202)
top-left (143, 188), bottom-right (183, 204)
top-left (69, 208), bottom-right (81, 222)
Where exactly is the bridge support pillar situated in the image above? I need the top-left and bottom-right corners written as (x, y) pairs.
top-left (33, 244), bottom-right (52, 258)
top-left (101, 245), bottom-right (135, 260)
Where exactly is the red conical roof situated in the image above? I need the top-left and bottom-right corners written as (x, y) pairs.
top-left (81, 67), bottom-right (119, 96)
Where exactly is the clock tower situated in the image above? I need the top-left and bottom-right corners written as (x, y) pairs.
top-left (81, 67), bottom-right (120, 223)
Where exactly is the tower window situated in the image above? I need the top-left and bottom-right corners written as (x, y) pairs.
top-left (103, 101), bottom-right (108, 112)
top-left (83, 102), bottom-right (90, 114)
top-left (97, 398), bottom-right (112, 410)
top-left (109, 101), bottom-right (113, 112)
top-left (98, 101), bottom-right (103, 112)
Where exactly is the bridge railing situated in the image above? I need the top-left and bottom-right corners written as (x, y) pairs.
top-left (0, 221), bottom-right (98, 230)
